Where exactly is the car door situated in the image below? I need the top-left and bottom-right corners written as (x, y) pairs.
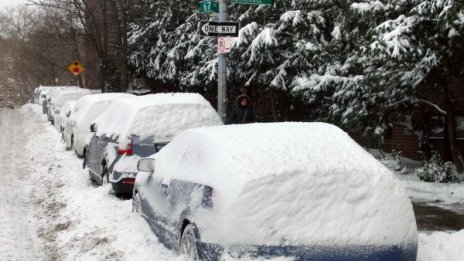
top-left (87, 135), bottom-right (110, 184)
top-left (138, 169), bottom-right (178, 249)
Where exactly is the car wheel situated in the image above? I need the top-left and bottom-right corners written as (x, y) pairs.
top-left (132, 192), bottom-right (141, 213)
top-left (180, 224), bottom-right (200, 260)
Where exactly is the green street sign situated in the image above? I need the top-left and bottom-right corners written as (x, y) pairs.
top-left (200, 1), bottom-right (219, 13)
top-left (231, 0), bottom-right (273, 5)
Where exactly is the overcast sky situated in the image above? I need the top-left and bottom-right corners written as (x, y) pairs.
top-left (0, 0), bottom-right (29, 9)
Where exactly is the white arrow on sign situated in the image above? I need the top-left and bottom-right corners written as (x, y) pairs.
top-left (199, 21), bottom-right (239, 37)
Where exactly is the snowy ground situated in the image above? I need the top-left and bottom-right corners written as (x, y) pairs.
top-left (0, 105), bottom-right (463, 261)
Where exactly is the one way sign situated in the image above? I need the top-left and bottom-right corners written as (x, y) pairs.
top-left (199, 21), bottom-right (239, 37)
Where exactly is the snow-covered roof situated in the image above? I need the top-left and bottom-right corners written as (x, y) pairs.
top-left (47, 86), bottom-right (82, 100)
top-left (54, 89), bottom-right (91, 107)
top-left (93, 93), bottom-right (222, 142)
top-left (151, 122), bottom-right (417, 246)
top-left (73, 93), bottom-right (134, 121)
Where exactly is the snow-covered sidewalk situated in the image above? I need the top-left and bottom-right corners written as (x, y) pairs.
top-left (0, 108), bottom-right (43, 260)
top-left (0, 104), bottom-right (463, 261)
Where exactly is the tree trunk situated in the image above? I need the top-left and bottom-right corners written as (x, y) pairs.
top-left (444, 83), bottom-right (464, 170)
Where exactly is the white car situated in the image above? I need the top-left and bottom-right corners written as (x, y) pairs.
top-left (34, 86), bottom-right (53, 105)
top-left (63, 93), bottom-right (134, 156)
top-left (49, 88), bottom-right (91, 128)
top-left (55, 100), bottom-right (76, 135)
top-left (45, 86), bottom-right (81, 122)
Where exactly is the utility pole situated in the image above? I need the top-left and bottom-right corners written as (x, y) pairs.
top-left (218, 0), bottom-right (228, 122)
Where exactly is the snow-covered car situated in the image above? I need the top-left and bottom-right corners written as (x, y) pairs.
top-left (45, 86), bottom-right (81, 123)
top-left (49, 88), bottom-right (90, 126)
top-left (133, 122), bottom-right (418, 261)
top-left (34, 86), bottom-right (53, 105)
top-left (63, 93), bottom-right (133, 156)
top-left (85, 93), bottom-right (222, 195)
top-left (55, 100), bottom-right (76, 134)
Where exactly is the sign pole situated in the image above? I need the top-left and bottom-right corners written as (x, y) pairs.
top-left (218, 0), bottom-right (228, 122)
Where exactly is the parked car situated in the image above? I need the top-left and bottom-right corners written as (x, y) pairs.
top-left (34, 86), bottom-right (53, 105)
top-left (38, 88), bottom-right (53, 114)
top-left (63, 93), bottom-right (133, 156)
top-left (133, 122), bottom-right (418, 261)
top-left (49, 88), bottom-right (90, 127)
top-left (45, 86), bottom-right (81, 123)
top-left (85, 93), bottom-right (222, 195)
top-left (55, 100), bottom-right (76, 135)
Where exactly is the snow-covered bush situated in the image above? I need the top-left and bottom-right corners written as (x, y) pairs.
top-left (416, 152), bottom-right (463, 183)
top-left (375, 149), bottom-right (404, 173)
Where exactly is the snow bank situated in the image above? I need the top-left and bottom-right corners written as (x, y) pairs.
top-left (152, 122), bottom-right (417, 247)
top-left (418, 230), bottom-right (464, 261)
top-left (93, 93), bottom-right (222, 145)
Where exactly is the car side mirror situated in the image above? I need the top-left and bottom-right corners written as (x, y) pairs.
top-left (138, 158), bottom-right (155, 173)
top-left (90, 123), bottom-right (97, 132)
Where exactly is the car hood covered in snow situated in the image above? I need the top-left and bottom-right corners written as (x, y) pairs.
top-left (149, 122), bottom-right (418, 248)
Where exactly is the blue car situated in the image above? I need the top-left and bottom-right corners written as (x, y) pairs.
top-left (133, 123), bottom-right (418, 261)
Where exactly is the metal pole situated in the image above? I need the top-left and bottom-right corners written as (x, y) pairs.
top-left (218, 0), bottom-right (228, 122)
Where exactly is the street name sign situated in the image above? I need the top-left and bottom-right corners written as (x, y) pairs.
top-left (230, 0), bottom-right (273, 5)
top-left (199, 0), bottom-right (219, 13)
top-left (199, 21), bottom-right (239, 37)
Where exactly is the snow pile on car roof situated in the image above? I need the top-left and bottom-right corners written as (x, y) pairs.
top-left (54, 89), bottom-right (91, 107)
top-left (73, 93), bottom-right (134, 119)
top-left (154, 122), bottom-right (417, 247)
top-left (93, 93), bottom-right (222, 143)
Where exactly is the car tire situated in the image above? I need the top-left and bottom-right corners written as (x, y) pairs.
top-left (180, 224), bottom-right (200, 260)
top-left (132, 192), bottom-right (141, 213)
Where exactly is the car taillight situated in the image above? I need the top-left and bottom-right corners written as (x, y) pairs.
top-left (117, 142), bottom-right (133, 155)
top-left (122, 178), bottom-right (135, 185)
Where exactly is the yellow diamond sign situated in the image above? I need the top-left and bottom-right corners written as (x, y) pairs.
top-left (68, 61), bottom-right (85, 76)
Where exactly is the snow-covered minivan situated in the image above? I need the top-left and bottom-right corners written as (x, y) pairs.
top-left (133, 123), bottom-right (418, 261)
top-left (85, 93), bottom-right (222, 195)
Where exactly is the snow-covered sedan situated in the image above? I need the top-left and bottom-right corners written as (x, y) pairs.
top-left (63, 93), bottom-right (133, 156)
top-left (45, 86), bottom-right (81, 123)
top-left (85, 93), bottom-right (222, 195)
top-left (133, 123), bottom-right (418, 261)
top-left (55, 100), bottom-right (76, 135)
top-left (49, 88), bottom-right (90, 127)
